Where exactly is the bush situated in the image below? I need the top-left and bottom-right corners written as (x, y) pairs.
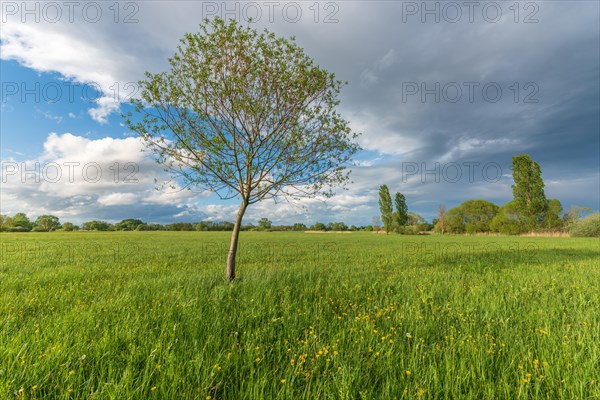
top-left (62, 222), bottom-right (78, 231)
top-left (7, 227), bottom-right (30, 232)
top-left (569, 213), bottom-right (600, 237)
top-left (490, 214), bottom-right (523, 235)
top-left (398, 226), bottom-right (419, 235)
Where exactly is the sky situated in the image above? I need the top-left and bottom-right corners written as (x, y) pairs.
top-left (1, 1), bottom-right (599, 226)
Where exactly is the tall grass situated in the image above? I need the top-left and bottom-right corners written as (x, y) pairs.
top-left (1, 232), bottom-right (598, 399)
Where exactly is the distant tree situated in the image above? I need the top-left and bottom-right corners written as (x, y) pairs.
top-left (435, 205), bottom-right (448, 234)
top-left (216, 221), bottom-right (235, 231)
top-left (421, 222), bottom-right (434, 231)
top-left (378, 185), bottom-right (394, 234)
top-left (82, 220), bottom-right (111, 231)
top-left (563, 205), bottom-right (592, 229)
top-left (372, 216), bottom-right (382, 233)
top-left (404, 212), bottom-right (428, 233)
top-left (464, 200), bottom-right (499, 233)
top-left (446, 200), bottom-right (498, 233)
top-left (61, 222), bottom-right (78, 231)
top-left (12, 213), bottom-right (33, 231)
top-left (137, 223), bottom-right (165, 231)
top-left (0, 214), bottom-right (12, 231)
top-left (394, 192), bottom-right (408, 231)
top-left (258, 218), bottom-right (272, 230)
top-left (168, 222), bottom-right (195, 231)
top-left (543, 199), bottom-right (564, 231)
top-left (446, 208), bottom-right (465, 233)
top-left (115, 219), bottom-right (145, 231)
top-left (512, 154), bottom-right (547, 230)
top-left (125, 18), bottom-right (361, 281)
top-left (34, 215), bottom-right (61, 232)
top-left (239, 223), bottom-right (253, 231)
top-left (489, 200), bottom-right (524, 235)
top-left (407, 212), bottom-right (426, 226)
top-left (329, 221), bottom-right (348, 231)
top-left (195, 221), bottom-right (210, 231)
top-left (293, 223), bottom-right (307, 231)
top-left (311, 222), bottom-right (327, 231)
top-left (569, 213), bottom-right (600, 237)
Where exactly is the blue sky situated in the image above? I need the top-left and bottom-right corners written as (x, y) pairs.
top-left (1, 1), bottom-right (599, 226)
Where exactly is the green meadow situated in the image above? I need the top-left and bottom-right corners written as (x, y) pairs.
top-left (1, 232), bottom-right (599, 399)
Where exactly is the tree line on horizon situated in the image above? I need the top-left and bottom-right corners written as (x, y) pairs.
top-left (2, 154), bottom-right (597, 237)
top-left (378, 154), bottom-right (599, 237)
top-left (0, 214), bottom-right (403, 233)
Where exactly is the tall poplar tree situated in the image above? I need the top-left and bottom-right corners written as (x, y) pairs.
top-left (394, 192), bottom-right (408, 229)
top-left (378, 185), bottom-right (393, 234)
top-left (511, 154), bottom-right (547, 230)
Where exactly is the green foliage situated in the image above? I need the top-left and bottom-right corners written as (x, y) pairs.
top-left (404, 212), bottom-right (430, 232)
top-left (61, 222), bottom-right (78, 231)
top-left (327, 221), bottom-right (348, 231)
top-left (396, 225), bottom-right (419, 235)
top-left (193, 221), bottom-right (235, 231)
top-left (563, 206), bottom-right (593, 229)
top-left (407, 212), bottom-right (426, 226)
top-left (258, 218), bottom-right (272, 230)
top-left (393, 192), bottom-right (408, 231)
top-left (33, 215), bottom-right (61, 232)
top-left (125, 17), bottom-right (360, 280)
top-left (167, 222), bottom-right (195, 231)
top-left (446, 200), bottom-right (499, 233)
top-left (0, 214), bottom-right (10, 231)
top-left (379, 212), bottom-right (431, 235)
top-left (569, 213), bottom-right (600, 237)
top-left (292, 223), bottom-right (307, 231)
top-left (311, 222), bottom-right (327, 231)
top-left (447, 211), bottom-right (465, 234)
top-left (434, 205), bottom-right (448, 234)
top-left (512, 154), bottom-right (547, 230)
top-left (82, 220), bottom-right (112, 231)
top-left (125, 17), bottom-right (360, 204)
top-left (490, 201), bottom-right (525, 235)
top-left (115, 219), bottom-right (146, 231)
top-left (11, 212), bottom-right (32, 231)
top-left (137, 223), bottom-right (165, 231)
top-left (195, 221), bottom-right (210, 231)
top-left (1, 232), bottom-right (598, 399)
top-left (542, 199), bottom-right (564, 231)
top-left (378, 185), bottom-right (393, 234)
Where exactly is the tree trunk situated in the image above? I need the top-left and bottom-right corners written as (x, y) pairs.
top-left (226, 199), bottom-right (248, 281)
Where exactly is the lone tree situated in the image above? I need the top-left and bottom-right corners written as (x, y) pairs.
top-left (378, 185), bottom-right (393, 234)
top-left (511, 154), bottom-right (547, 230)
top-left (125, 18), bottom-right (360, 280)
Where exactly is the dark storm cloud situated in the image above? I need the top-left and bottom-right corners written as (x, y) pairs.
top-left (280, 1), bottom-right (599, 214)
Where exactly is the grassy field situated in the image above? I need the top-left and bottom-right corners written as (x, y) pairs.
top-left (1, 232), bottom-right (599, 399)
